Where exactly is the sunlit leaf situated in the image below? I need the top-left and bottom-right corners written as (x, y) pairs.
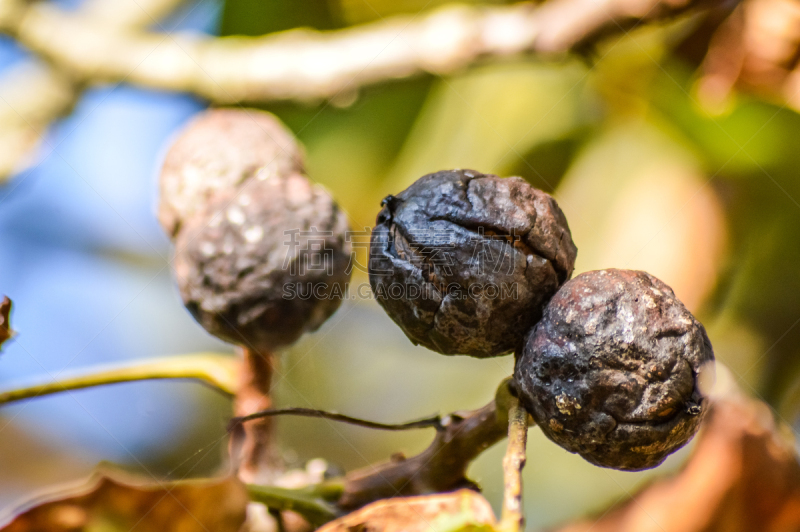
top-left (317, 489), bottom-right (497, 532)
top-left (653, 62), bottom-right (800, 176)
top-left (696, 0), bottom-right (800, 111)
top-left (646, 62), bottom-right (800, 405)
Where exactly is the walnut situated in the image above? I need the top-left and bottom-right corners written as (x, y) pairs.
top-left (514, 269), bottom-right (714, 470)
top-left (369, 169), bottom-right (576, 358)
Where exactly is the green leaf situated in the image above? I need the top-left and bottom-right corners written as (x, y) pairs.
top-left (384, 59), bottom-right (596, 194)
top-left (246, 483), bottom-right (341, 526)
top-left (265, 76), bottom-right (433, 234)
top-left (220, 0), bottom-right (341, 37)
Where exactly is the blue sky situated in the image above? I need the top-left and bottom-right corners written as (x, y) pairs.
top-left (0, 0), bottom-right (235, 472)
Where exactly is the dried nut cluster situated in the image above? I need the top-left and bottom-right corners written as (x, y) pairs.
top-left (369, 169), bottom-right (577, 358)
top-left (514, 269), bottom-right (714, 470)
top-left (159, 108), bottom-right (351, 350)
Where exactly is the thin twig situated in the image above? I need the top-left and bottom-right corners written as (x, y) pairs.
top-left (0, 353), bottom-right (238, 405)
top-left (499, 395), bottom-right (528, 532)
top-left (229, 407), bottom-right (443, 433)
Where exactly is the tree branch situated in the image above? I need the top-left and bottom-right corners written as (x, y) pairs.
top-left (0, 61), bottom-right (75, 181)
top-left (0, 0), bottom-right (720, 106)
top-left (236, 380), bottom-right (530, 527)
top-left (334, 379), bottom-right (518, 511)
top-left (0, 0), bottom-right (723, 183)
top-left (80, 0), bottom-right (188, 29)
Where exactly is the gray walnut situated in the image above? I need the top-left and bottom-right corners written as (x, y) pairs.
top-left (159, 108), bottom-right (305, 239)
top-left (160, 108), bottom-right (351, 350)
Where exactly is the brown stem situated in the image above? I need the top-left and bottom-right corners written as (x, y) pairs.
top-left (232, 346), bottom-right (279, 483)
top-left (0, 296), bottom-right (12, 349)
top-left (336, 393), bottom-right (510, 510)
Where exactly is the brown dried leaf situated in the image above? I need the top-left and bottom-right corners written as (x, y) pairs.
top-left (318, 489), bottom-right (497, 532)
top-left (1, 467), bottom-right (248, 532)
top-left (555, 390), bottom-right (800, 532)
top-left (0, 296), bottom-right (11, 350)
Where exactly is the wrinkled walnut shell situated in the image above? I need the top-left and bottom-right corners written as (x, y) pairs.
top-left (369, 169), bottom-right (577, 358)
top-left (514, 269), bottom-right (715, 470)
top-left (160, 108), bottom-right (351, 350)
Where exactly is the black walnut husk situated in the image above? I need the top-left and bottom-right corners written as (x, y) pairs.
top-left (369, 169), bottom-right (577, 358)
top-left (160, 109), bottom-right (351, 350)
top-left (514, 268), bottom-right (715, 471)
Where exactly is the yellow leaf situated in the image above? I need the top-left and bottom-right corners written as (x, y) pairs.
top-left (317, 489), bottom-right (497, 532)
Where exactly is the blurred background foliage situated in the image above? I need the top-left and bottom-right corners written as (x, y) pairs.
top-left (1, 0), bottom-right (800, 529)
